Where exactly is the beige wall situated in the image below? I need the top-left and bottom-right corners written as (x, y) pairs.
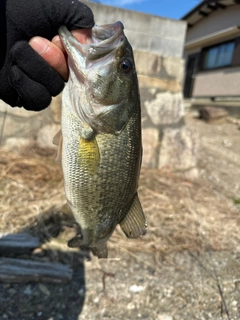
top-left (186, 5), bottom-right (240, 43)
top-left (193, 66), bottom-right (240, 97)
top-left (83, 0), bottom-right (186, 58)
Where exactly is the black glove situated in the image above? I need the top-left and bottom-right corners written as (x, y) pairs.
top-left (0, 0), bottom-right (94, 111)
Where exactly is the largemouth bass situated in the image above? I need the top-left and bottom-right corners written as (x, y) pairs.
top-left (58, 21), bottom-right (147, 258)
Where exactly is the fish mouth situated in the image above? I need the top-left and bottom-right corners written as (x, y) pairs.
top-left (58, 21), bottom-right (124, 61)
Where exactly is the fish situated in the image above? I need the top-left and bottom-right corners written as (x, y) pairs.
top-left (57, 21), bottom-right (147, 258)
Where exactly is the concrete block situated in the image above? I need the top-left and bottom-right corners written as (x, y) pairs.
top-left (144, 92), bottom-right (184, 125)
top-left (163, 57), bottom-right (185, 84)
top-left (126, 31), bottom-right (149, 51)
top-left (83, 0), bottom-right (186, 58)
top-left (122, 12), bottom-right (151, 33)
top-left (150, 16), bottom-right (186, 42)
top-left (150, 37), bottom-right (184, 58)
top-left (88, 3), bottom-right (122, 25)
top-left (134, 51), bottom-right (161, 76)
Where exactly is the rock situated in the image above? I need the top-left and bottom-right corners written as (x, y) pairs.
top-left (38, 284), bottom-right (51, 296)
top-left (145, 91), bottom-right (184, 125)
top-left (199, 106), bottom-right (228, 122)
top-left (23, 286), bottom-right (33, 295)
top-left (129, 285), bottom-right (144, 293)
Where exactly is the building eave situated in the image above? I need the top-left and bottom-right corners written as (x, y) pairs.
top-left (185, 25), bottom-right (240, 49)
top-left (182, 0), bottom-right (238, 27)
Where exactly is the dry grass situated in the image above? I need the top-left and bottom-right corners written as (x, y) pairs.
top-left (109, 168), bottom-right (240, 258)
top-left (0, 145), bottom-right (240, 257)
top-left (0, 145), bottom-right (65, 234)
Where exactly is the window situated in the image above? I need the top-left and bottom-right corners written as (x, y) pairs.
top-left (203, 41), bottom-right (235, 70)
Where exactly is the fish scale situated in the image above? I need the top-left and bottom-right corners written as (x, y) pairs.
top-left (58, 21), bottom-right (147, 258)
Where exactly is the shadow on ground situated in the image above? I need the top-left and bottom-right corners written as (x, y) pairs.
top-left (0, 207), bottom-right (86, 320)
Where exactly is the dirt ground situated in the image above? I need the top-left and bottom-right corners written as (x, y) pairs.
top-left (0, 108), bottom-right (240, 320)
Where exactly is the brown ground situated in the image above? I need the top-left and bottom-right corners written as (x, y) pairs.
top-left (0, 109), bottom-right (240, 320)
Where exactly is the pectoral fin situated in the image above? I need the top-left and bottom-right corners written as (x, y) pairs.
top-left (120, 194), bottom-right (147, 238)
top-left (79, 122), bottom-right (94, 140)
top-left (52, 129), bottom-right (63, 163)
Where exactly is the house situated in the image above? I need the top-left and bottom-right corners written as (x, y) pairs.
top-left (182, 0), bottom-right (240, 100)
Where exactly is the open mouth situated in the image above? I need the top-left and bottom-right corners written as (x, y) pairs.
top-left (59, 21), bottom-right (124, 61)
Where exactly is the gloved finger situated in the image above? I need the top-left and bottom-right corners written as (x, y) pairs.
top-left (56, 0), bottom-right (94, 31)
top-left (9, 65), bottom-right (52, 111)
top-left (11, 41), bottom-right (64, 96)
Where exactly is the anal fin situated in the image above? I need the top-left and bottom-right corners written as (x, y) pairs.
top-left (120, 193), bottom-right (147, 238)
top-left (61, 202), bottom-right (72, 215)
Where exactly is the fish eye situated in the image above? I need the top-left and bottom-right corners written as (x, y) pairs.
top-left (120, 60), bottom-right (133, 74)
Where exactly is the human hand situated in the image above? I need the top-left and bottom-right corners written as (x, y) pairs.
top-left (0, 0), bottom-right (94, 111)
top-left (29, 29), bottom-right (92, 81)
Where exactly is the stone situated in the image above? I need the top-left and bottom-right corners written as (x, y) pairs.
top-left (145, 92), bottom-right (184, 125)
top-left (129, 285), bottom-right (144, 293)
top-left (158, 126), bottom-right (199, 180)
top-left (199, 106), bottom-right (228, 122)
